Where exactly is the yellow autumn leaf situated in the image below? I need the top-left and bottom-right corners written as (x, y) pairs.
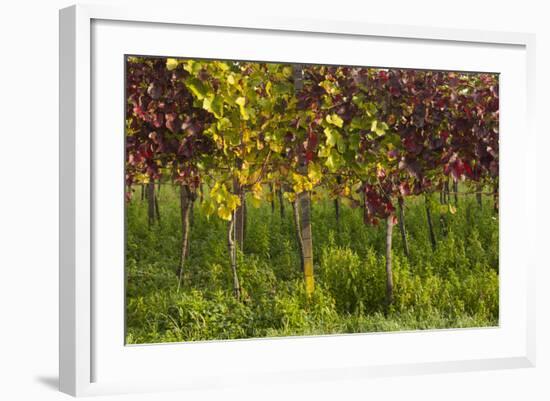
top-left (226, 194), bottom-right (241, 210)
top-left (217, 205), bottom-right (233, 221)
top-left (284, 192), bottom-right (297, 202)
top-left (166, 58), bottom-right (179, 71)
top-left (235, 97), bottom-right (249, 120)
top-left (238, 172), bottom-right (249, 185)
top-left (251, 182), bottom-right (263, 199)
top-left (247, 169), bottom-right (261, 185)
top-left (216, 62), bottom-right (230, 71)
top-left (269, 142), bottom-right (282, 153)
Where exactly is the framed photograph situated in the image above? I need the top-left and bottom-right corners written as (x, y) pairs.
top-left (59, 4), bottom-right (536, 396)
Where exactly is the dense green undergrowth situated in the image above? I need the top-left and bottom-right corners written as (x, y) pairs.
top-left (125, 185), bottom-right (498, 344)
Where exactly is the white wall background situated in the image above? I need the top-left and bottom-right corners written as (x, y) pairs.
top-left (0, 1), bottom-right (547, 400)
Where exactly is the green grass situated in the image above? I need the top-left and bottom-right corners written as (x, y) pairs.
top-left (125, 185), bottom-right (499, 344)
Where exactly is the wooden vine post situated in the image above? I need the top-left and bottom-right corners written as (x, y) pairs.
top-left (147, 180), bottom-right (156, 227)
top-left (425, 194), bottom-right (436, 250)
top-left (385, 215), bottom-right (395, 309)
top-left (334, 175), bottom-right (342, 240)
top-left (227, 210), bottom-right (241, 300)
top-left (293, 63), bottom-right (314, 296)
top-left (233, 172), bottom-right (245, 251)
top-left (177, 184), bottom-right (194, 291)
top-left (397, 196), bottom-right (410, 258)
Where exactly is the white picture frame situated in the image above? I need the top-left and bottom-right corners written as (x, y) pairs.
top-left (59, 4), bottom-right (536, 397)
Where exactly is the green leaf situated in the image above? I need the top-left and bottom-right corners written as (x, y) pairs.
top-left (317, 145), bottom-right (330, 158)
top-left (352, 94), bottom-right (365, 107)
top-left (326, 113), bottom-right (344, 128)
top-left (324, 127), bottom-right (338, 147)
top-left (211, 96), bottom-right (224, 118)
top-left (203, 95), bottom-right (224, 118)
top-left (184, 60), bottom-right (203, 74)
top-left (371, 119), bottom-right (378, 133)
top-left (350, 117), bottom-right (364, 130)
top-left (307, 162), bottom-right (323, 183)
top-left (336, 135), bottom-right (347, 153)
top-left (371, 120), bottom-right (388, 136)
top-left (282, 66), bottom-right (293, 78)
top-left (325, 150), bottom-right (341, 171)
top-left (216, 61), bottom-right (230, 71)
top-left (272, 82), bottom-right (292, 96)
top-left (216, 117), bottom-right (231, 131)
top-left (348, 132), bottom-right (361, 151)
top-left (202, 199), bottom-right (216, 216)
top-left (187, 78), bottom-right (208, 100)
top-left (365, 102), bottom-right (377, 117)
top-left (235, 97), bottom-right (249, 120)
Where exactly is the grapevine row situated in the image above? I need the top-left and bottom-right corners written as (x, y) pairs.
top-left (125, 57), bottom-right (499, 306)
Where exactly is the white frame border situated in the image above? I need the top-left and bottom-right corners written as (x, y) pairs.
top-left (59, 4), bottom-right (536, 397)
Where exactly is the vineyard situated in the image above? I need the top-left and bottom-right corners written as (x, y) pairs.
top-left (125, 56), bottom-right (499, 343)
